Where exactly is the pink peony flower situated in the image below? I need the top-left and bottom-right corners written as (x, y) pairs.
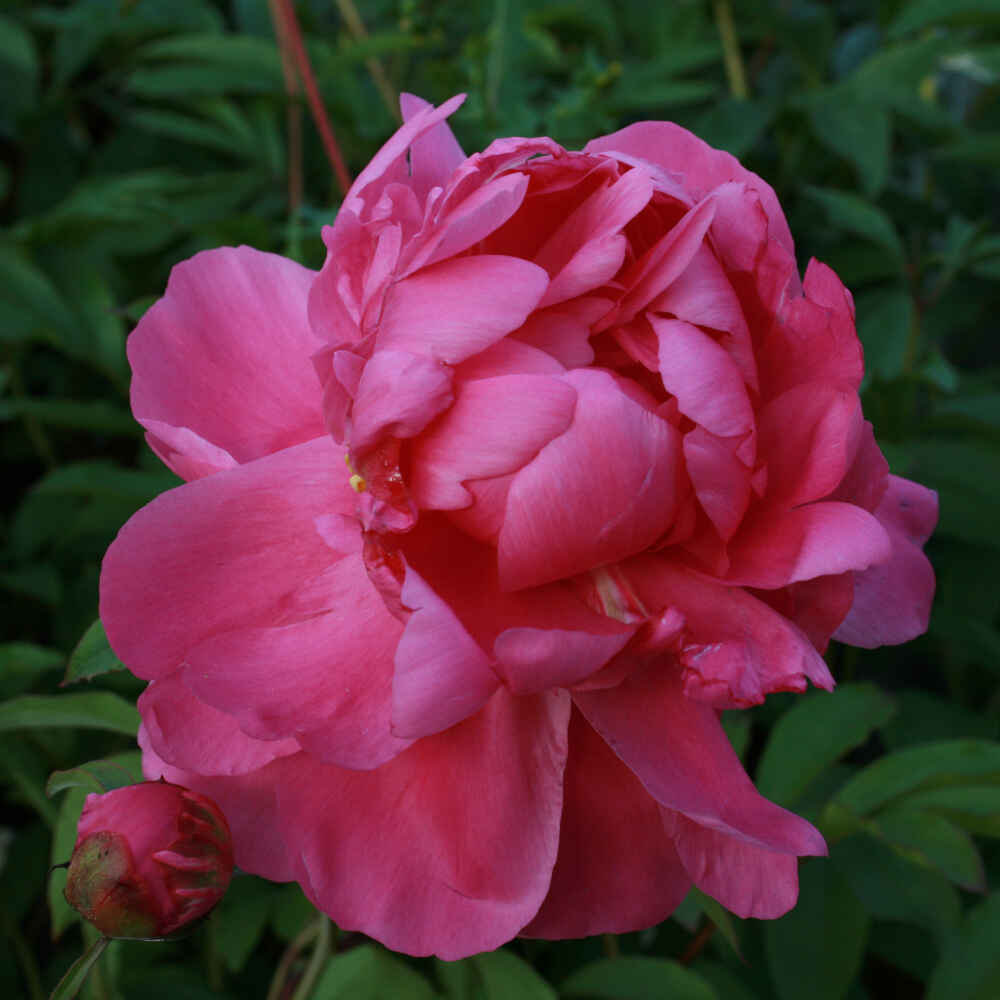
top-left (100, 95), bottom-right (937, 958)
top-left (64, 782), bottom-right (233, 939)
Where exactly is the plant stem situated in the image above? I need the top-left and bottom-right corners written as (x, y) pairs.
top-left (265, 918), bottom-right (321, 1000)
top-left (48, 935), bottom-right (108, 1000)
top-left (333, 0), bottom-right (400, 123)
top-left (274, 0), bottom-right (352, 198)
top-left (269, 0), bottom-right (304, 242)
top-left (713, 0), bottom-right (749, 100)
top-left (291, 917), bottom-right (332, 1000)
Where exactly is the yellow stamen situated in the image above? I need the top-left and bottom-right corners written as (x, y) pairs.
top-left (349, 473), bottom-right (367, 493)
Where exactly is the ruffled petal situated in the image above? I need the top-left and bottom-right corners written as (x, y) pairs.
top-left (523, 711), bottom-right (690, 938)
top-left (100, 437), bottom-right (349, 681)
top-left (128, 247), bottom-right (325, 475)
top-left (499, 369), bottom-right (683, 590)
top-left (573, 662), bottom-right (826, 856)
top-left (399, 92), bottom-right (466, 202)
top-left (834, 475), bottom-right (938, 647)
top-left (276, 688), bottom-right (571, 958)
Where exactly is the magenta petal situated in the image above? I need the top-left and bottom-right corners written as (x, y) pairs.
top-left (376, 255), bottom-right (549, 363)
top-left (399, 92), bottom-right (466, 201)
top-left (276, 689), bottom-right (570, 958)
top-left (142, 421), bottom-right (236, 481)
top-left (182, 557), bottom-right (410, 770)
top-left (523, 712), bottom-right (690, 938)
top-left (139, 674), bottom-right (299, 777)
top-left (493, 626), bottom-right (635, 695)
top-left (652, 316), bottom-right (754, 441)
top-left (392, 565), bottom-right (500, 739)
top-left (410, 374), bottom-right (577, 510)
top-left (683, 427), bottom-right (752, 541)
top-left (662, 810), bottom-right (803, 919)
top-left (727, 501), bottom-right (893, 588)
top-left (835, 475), bottom-right (938, 647)
top-left (350, 350), bottom-right (454, 454)
top-left (758, 381), bottom-right (863, 508)
top-left (129, 247), bottom-right (325, 469)
top-left (573, 664), bottom-right (826, 856)
top-left (100, 437), bottom-right (349, 681)
top-left (499, 369), bottom-right (683, 590)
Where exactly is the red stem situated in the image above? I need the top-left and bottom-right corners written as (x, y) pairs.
top-left (274, 0), bottom-right (352, 198)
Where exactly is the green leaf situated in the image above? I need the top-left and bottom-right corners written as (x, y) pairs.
top-left (45, 753), bottom-right (142, 798)
top-left (64, 620), bottom-right (126, 685)
top-left (270, 884), bottom-right (316, 942)
top-left (561, 956), bottom-right (716, 1000)
top-left (472, 949), bottom-right (557, 1000)
top-left (927, 893), bottom-right (1000, 1000)
top-left (0, 14), bottom-right (39, 123)
top-left (0, 693), bottom-right (139, 735)
top-left (890, 0), bottom-right (1000, 37)
top-left (0, 243), bottom-right (81, 351)
top-left (212, 876), bottom-right (275, 973)
top-left (0, 734), bottom-right (59, 825)
top-left (873, 807), bottom-right (985, 890)
top-left (803, 187), bottom-right (905, 270)
top-left (0, 642), bottom-right (64, 698)
top-left (693, 99), bottom-right (775, 158)
top-left (902, 785), bottom-right (1000, 837)
top-left (0, 398), bottom-right (138, 435)
top-left (49, 786), bottom-right (89, 938)
top-left (765, 861), bottom-right (868, 1000)
top-left (312, 944), bottom-right (437, 1000)
top-left (833, 740), bottom-right (1000, 818)
top-left (32, 461), bottom-right (179, 501)
top-left (757, 684), bottom-right (896, 808)
top-left (856, 288), bottom-right (914, 382)
top-left (808, 95), bottom-right (890, 196)
top-left (689, 888), bottom-right (741, 957)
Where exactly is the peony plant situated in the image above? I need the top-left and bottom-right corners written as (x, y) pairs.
top-left (100, 95), bottom-right (937, 959)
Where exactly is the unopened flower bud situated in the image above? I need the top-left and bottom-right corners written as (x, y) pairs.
top-left (64, 781), bottom-right (233, 939)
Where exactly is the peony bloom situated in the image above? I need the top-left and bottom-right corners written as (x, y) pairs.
top-left (64, 782), bottom-right (233, 939)
top-left (101, 95), bottom-right (937, 958)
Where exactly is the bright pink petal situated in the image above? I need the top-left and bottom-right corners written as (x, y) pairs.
top-left (409, 374), bottom-right (577, 510)
top-left (139, 674), bottom-right (299, 777)
top-left (514, 301), bottom-right (603, 368)
top-left (499, 369), bottom-right (683, 590)
top-left (141, 421), bottom-right (236, 481)
top-left (349, 350), bottom-right (454, 454)
top-left (835, 475), bottom-right (938, 647)
top-left (661, 810), bottom-right (804, 919)
top-left (276, 688), bottom-right (571, 958)
top-left (392, 564), bottom-right (500, 739)
top-left (683, 427), bottom-right (752, 541)
top-left (829, 420), bottom-right (889, 512)
top-left (652, 316), bottom-right (755, 441)
top-left (308, 210), bottom-right (366, 343)
top-left (399, 92), bottom-right (466, 202)
top-left (726, 501), bottom-right (892, 589)
top-left (376, 255), bottom-right (549, 363)
top-left (585, 120), bottom-right (795, 256)
top-left (757, 381), bottom-right (863, 508)
top-left (128, 247), bottom-right (325, 473)
top-left (625, 558), bottom-right (833, 708)
top-left (523, 711), bottom-right (690, 938)
top-left (573, 663), bottom-right (826, 856)
top-left (754, 573), bottom-right (856, 653)
top-left (140, 732), bottom-right (298, 883)
top-left (100, 437), bottom-right (349, 681)
top-left (181, 554), bottom-right (410, 769)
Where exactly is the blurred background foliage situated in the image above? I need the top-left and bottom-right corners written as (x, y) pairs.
top-left (2, 0), bottom-right (1000, 997)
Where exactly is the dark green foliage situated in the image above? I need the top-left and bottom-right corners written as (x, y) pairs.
top-left (1, 0), bottom-right (999, 997)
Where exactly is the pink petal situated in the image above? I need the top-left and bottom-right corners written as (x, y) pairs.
top-left (129, 247), bottom-right (326, 471)
top-left (399, 92), bottom-right (466, 202)
top-left (453, 338), bottom-right (565, 380)
top-left (585, 120), bottom-right (795, 256)
top-left (392, 564), bottom-right (500, 739)
top-left (726, 501), bottom-right (892, 589)
top-left (683, 426), bottom-right (752, 541)
top-left (349, 350), bottom-right (454, 454)
top-left (308, 210), bottom-right (366, 342)
top-left (276, 688), bottom-right (570, 958)
top-left (523, 711), bottom-right (690, 938)
top-left (139, 674), bottom-right (299, 777)
top-left (514, 301), bottom-right (603, 368)
top-left (757, 381), bottom-right (863, 508)
top-left (829, 420), bottom-right (889, 512)
top-left (573, 662), bottom-right (826, 856)
top-left (139, 732), bottom-right (298, 883)
top-left (402, 172), bottom-right (530, 275)
top-left (499, 369), bottom-right (683, 590)
top-left (409, 374), bottom-right (577, 510)
top-left (493, 626), bottom-right (635, 695)
top-left (142, 421), bottom-right (236, 481)
top-left (376, 255), bottom-right (549, 363)
top-left (651, 316), bottom-right (755, 441)
top-left (100, 437), bottom-right (350, 682)
top-left (754, 573), bottom-right (856, 653)
top-left (538, 233), bottom-right (627, 308)
top-left (835, 475), bottom-right (938, 647)
top-left (181, 551), bottom-right (411, 769)
top-left (662, 810), bottom-right (804, 919)
top-left (625, 558), bottom-right (833, 709)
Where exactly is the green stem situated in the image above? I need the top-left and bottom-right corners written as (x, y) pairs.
top-left (291, 917), bottom-right (332, 1000)
top-left (333, 0), bottom-right (400, 123)
top-left (713, 0), bottom-right (749, 100)
top-left (265, 918), bottom-right (320, 1000)
top-left (601, 933), bottom-right (620, 958)
top-left (48, 936), bottom-right (108, 1000)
